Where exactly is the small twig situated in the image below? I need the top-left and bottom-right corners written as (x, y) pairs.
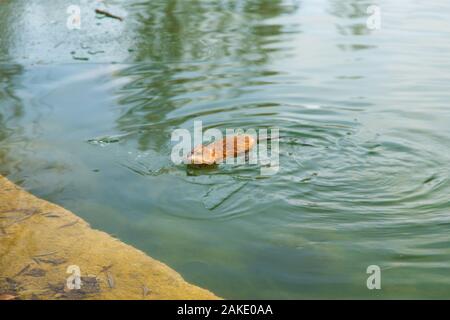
top-left (58, 220), bottom-right (79, 229)
top-left (5, 209), bottom-right (39, 227)
top-left (0, 208), bottom-right (39, 215)
top-left (95, 9), bottom-right (123, 21)
top-left (10, 214), bottom-right (34, 224)
top-left (99, 264), bottom-right (113, 273)
top-left (44, 214), bottom-right (61, 218)
top-left (105, 271), bottom-right (115, 288)
top-left (142, 284), bottom-right (150, 297)
top-left (37, 258), bottom-right (67, 266)
top-left (33, 251), bottom-right (58, 258)
top-left (15, 264), bottom-right (31, 277)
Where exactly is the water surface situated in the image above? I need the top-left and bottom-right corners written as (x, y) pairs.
top-left (1, 0), bottom-right (450, 298)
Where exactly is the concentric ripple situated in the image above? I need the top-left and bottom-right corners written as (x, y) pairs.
top-left (1, 0), bottom-right (450, 299)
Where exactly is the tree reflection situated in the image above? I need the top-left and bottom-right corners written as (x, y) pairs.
top-left (0, 0), bottom-right (25, 173)
top-left (328, 0), bottom-right (373, 36)
top-left (115, 0), bottom-right (300, 151)
top-left (0, 64), bottom-right (25, 174)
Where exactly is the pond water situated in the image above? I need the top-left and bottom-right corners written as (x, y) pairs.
top-left (1, 0), bottom-right (449, 298)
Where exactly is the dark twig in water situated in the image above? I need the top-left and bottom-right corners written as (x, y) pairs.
top-left (95, 9), bottom-right (123, 21)
top-left (257, 135), bottom-right (284, 143)
top-left (8, 215), bottom-right (33, 226)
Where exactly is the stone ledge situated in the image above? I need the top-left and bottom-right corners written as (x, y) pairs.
top-left (0, 175), bottom-right (219, 300)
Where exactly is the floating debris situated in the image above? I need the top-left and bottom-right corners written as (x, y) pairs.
top-left (95, 9), bottom-right (123, 21)
top-left (87, 135), bottom-right (123, 145)
top-left (0, 294), bottom-right (16, 300)
top-left (54, 41), bottom-right (64, 48)
top-left (300, 173), bottom-right (318, 183)
top-left (87, 50), bottom-right (105, 55)
top-left (70, 51), bottom-right (89, 61)
top-left (424, 174), bottom-right (437, 184)
top-left (72, 56), bottom-right (89, 61)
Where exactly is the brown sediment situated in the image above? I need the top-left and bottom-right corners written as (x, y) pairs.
top-left (0, 175), bottom-right (219, 300)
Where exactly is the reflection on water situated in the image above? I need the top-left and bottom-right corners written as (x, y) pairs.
top-left (0, 64), bottom-right (24, 172)
top-left (1, 0), bottom-right (450, 298)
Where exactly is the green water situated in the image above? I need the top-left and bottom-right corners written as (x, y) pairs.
top-left (1, 0), bottom-right (450, 299)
